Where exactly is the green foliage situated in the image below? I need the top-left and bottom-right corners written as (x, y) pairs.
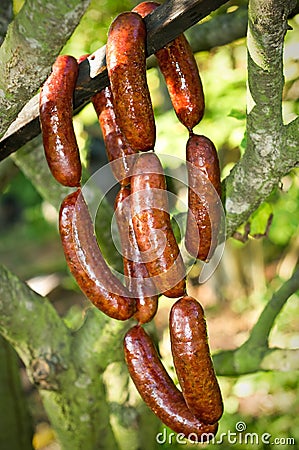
top-left (249, 202), bottom-right (273, 237)
top-left (267, 171), bottom-right (299, 247)
top-left (62, 0), bottom-right (137, 56)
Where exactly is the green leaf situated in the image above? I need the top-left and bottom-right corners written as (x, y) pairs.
top-left (228, 109), bottom-right (246, 120)
top-left (249, 202), bottom-right (273, 237)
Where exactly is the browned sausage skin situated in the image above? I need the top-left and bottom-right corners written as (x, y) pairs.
top-left (170, 296), bottom-right (223, 424)
top-left (131, 153), bottom-right (186, 298)
top-left (59, 188), bottom-right (136, 320)
top-left (114, 186), bottom-right (158, 323)
top-left (133, 2), bottom-right (204, 131)
top-left (124, 325), bottom-right (218, 440)
top-left (39, 55), bottom-right (81, 187)
top-left (106, 12), bottom-right (155, 152)
top-left (185, 133), bottom-right (222, 261)
top-left (92, 86), bottom-right (136, 186)
top-left (132, 1), bottom-right (159, 17)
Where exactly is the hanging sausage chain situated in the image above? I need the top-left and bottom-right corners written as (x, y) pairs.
top-left (39, 1), bottom-right (223, 441)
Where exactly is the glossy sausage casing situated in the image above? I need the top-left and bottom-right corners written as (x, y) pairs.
top-left (131, 153), bottom-right (186, 298)
top-left (106, 12), bottom-right (155, 152)
top-left (39, 55), bottom-right (81, 187)
top-left (185, 133), bottom-right (222, 261)
top-left (59, 188), bottom-right (136, 320)
top-left (124, 325), bottom-right (218, 439)
top-left (170, 296), bottom-right (223, 424)
top-left (133, 1), bottom-right (204, 131)
top-left (114, 187), bottom-right (158, 323)
top-left (92, 86), bottom-right (136, 185)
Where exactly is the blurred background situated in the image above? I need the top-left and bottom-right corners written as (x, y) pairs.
top-left (0, 0), bottom-right (299, 449)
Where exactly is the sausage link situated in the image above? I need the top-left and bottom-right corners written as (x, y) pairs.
top-left (133, 2), bottom-right (204, 131)
top-left (169, 296), bottom-right (223, 425)
top-left (185, 133), bottom-right (222, 261)
top-left (106, 12), bottom-right (156, 152)
top-left (131, 153), bottom-right (186, 298)
top-left (77, 54), bottom-right (90, 64)
top-left (39, 55), bottom-right (81, 187)
top-left (124, 325), bottom-right (218, 440)
top-left (115, 187), bottom-right (158, 323)
top-left (59, 188), bottom-right (136, 320)
top-left (92, 86), bottom-right (136, 186)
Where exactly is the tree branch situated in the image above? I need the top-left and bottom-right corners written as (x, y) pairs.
top-left (0, 264), bottom-right (71, 377)
top-left (0, 264), bottom-right (126, 449)
top-left (72, 308), bottom-right (132, 372)
top-left (0, 262), bottom-right (161, 449)
top-left (223, 0), bottom-right (299, 237)
top-left (214, 347), bottom-right (299, 376)
top-left (213, 265), bottom-right (299, 376)
top-left (0, 0), bottom-right (91, 138)
top-left (247, 265), bottom-right (299, 349)
top-left (74, 312), bottom-right (161, 449)
top-left (103, 360), bottom-right (161, 450)
top-left (185, 6), bottom-right (248, 53)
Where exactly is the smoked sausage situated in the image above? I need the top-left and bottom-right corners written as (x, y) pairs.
top-left (39, 55), bottom-right (81, 187)
top-left (169, 296), bottom-right (223, 424)
top-left (185, 133), bottom-right (222, 261)
top-left (131, 153), bottom-right (186, 298)
top-left (92, 86), bottom-right (136, 186)
top-left (133, 1), bottom-right (204, 131)
top-left (59, 188), bottom-right (136, 320)
top-left (114, 186), bottom-right (158, 323)
top-left (106, 12), bottom-right (155, 152)
top-left (124, 325), bottom-right (218, 440)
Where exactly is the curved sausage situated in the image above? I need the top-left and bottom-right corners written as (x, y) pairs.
top-left (133, 2), bottom-right (204, 131)
top-left (39, 55), bottom-right (81, 187)
top-left (185, 133), bottom-right (222, 261)
top-left (124, 325), bottom-right (218, 440)
top-left (131, 153), bottom-right (186, 298)
top-left (169, 296), bottom-right (223, 425)
top-left (114, 187), bottom-right (158, 323)
top-left (92, 86), bottom-right (136, 186)
top-left (59, 188), bottom-right (136, 320)
top-left (106, 12), bottom-right (156, 152)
